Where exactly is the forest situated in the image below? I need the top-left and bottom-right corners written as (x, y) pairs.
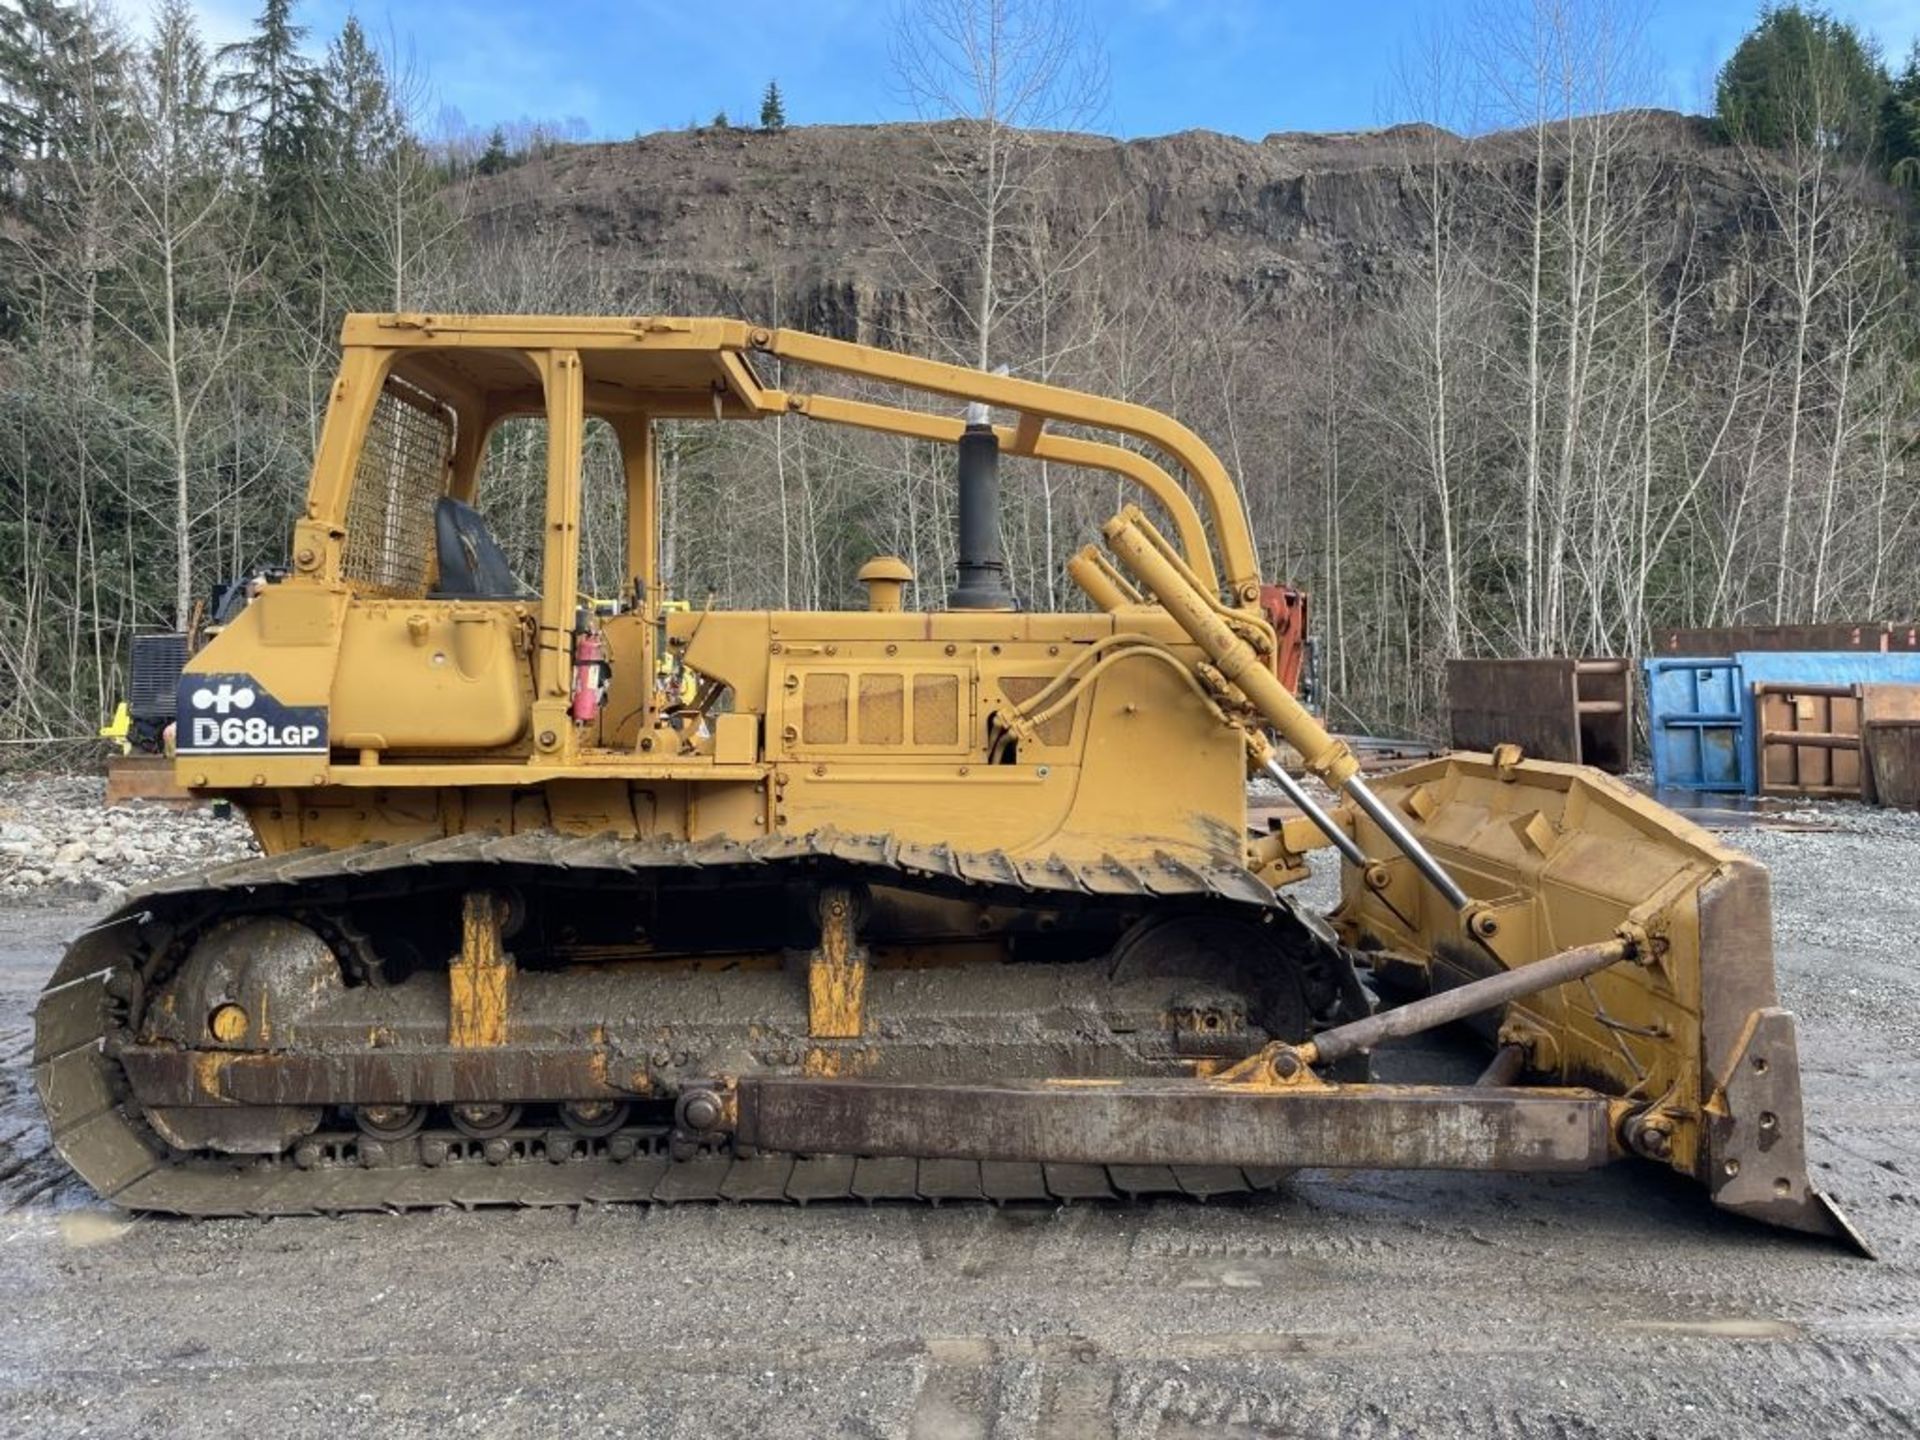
top-left (1, 0), bottom-right (1917, 749)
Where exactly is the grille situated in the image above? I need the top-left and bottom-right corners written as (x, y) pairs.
top-left (129, 633), bottom-right (190, 719)
top-left (857, 674), bottom-right (904, 745)
top-left (912, 674), bottom-right (959, 746)
top-left (802, 673), bottom-right (850, 744)
top-left (998, 675), bottom-right (1076, 746)
top-left (340, 379), bottom-right (454, 596)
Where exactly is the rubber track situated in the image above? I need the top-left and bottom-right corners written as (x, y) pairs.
top-left (32, 830), bottom-right (1306, 1216)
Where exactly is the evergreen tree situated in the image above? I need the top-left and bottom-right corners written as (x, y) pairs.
top-left (710, 109), bottom-right (729, 130)
top-left (759, 80), bottom-right (785, 133)
top-left (1887, 44), bottom-right (1920, 185)
top-left (317, 16), bottom-right (442, 309)
top-left (476, 125), bottom-right (509, 175)
top-left (0, 0), bottom-right (126, 339)
top-left (216, 0), bottom-right (326, 214)
top-left (0, 0), bottom-right (76, 177)
top-left (1715, 6), bottom-right (1889, 160)
top-left (0, 0), bottom-right (125, 209)
top-left (322, 16), bottom-right (398, 173)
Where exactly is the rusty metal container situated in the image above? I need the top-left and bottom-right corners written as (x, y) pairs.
top-left (1755, 684), bottom-right (1863, 799)
top-left (1654, 622), bottom-right (1920, 657)
top-left (1861, 684), bottom-right (1920, 809)
top-left (1864, 725), bottom-right (1920, 809)
top-left (1447, 657), bottom-right (1631, 772)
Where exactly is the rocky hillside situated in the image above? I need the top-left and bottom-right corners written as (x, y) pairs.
top-left (461, 111), bottom-right (1745, 339)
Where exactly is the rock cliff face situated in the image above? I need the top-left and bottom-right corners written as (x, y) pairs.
top-left (462, 111), bottom-right (1748, 339)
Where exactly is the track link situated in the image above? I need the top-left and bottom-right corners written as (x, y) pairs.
top-left (110, 1124), bottom-right (1292, 1217)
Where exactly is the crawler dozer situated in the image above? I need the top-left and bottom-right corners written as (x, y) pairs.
top-left (35, 316), bottom-right (1860, 1248)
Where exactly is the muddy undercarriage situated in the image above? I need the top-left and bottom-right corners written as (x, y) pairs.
top-left (36, 834), bottom-right (1366, 1216)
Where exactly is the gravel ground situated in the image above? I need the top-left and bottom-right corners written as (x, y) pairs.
top-left (0, 786), bottom-right (1917, 1438)
top-left (0, 775), bottom-right (255, 902)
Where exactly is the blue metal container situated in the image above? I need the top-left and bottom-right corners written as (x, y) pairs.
top-left (1643, 658), bottom-right (1752, 793)
top-left (1733, 650), bottom-right (1920, 691)
top-left (1643, 651), bottom-right (1920, 793)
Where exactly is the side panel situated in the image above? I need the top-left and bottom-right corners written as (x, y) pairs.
top-left (770, 635), bottom-right (1245, 865)
top-left (329, 602), bottom-right (534, 752)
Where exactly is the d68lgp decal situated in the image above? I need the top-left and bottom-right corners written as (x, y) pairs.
top-left (177, 672), bottom-right (328, 755)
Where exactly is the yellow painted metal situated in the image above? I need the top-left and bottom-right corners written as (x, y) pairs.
top-left (783, 391), bottom-right (1222, 594)
top-left (532, 349), bottom-right (585, 762)
top-left (855, 556), bottom-right (914, 612)
top-left (1101, 504), bottom-right (1357, 786)
top-left (613, 413), bottom-right (661, 733)
top-left (449, 892), bottom-right (513, 1048)
top-left (755, 326), bottom-right (1262, 601)
top-left (807, 886), bottom-right (868, 1039)
top-left (1330, 754), bottom-right (1761, 1187)
top-left (207, 1004), bottom-right (248, 1043)
top-left (298, 346), bottom-right (388, 570)
top-left (330, 602), bottom-right (532, 751)
top-left (326, 313), bottom-right (1247, 594)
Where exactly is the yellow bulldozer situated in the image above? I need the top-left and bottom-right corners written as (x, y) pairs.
top-left (33, 315), bottom-right (1861, 1249)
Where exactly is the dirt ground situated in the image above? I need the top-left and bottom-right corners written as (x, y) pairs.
top-left (1, 808), bottom-right (1917, 1439)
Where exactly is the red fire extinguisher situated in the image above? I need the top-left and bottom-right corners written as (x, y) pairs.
top-left (570, 608), bottom-right (606, 724)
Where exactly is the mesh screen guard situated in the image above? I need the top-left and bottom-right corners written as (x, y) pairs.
top-left (340, 378), bottom-right (455, 595)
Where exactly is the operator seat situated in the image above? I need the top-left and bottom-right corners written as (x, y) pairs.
top-left (429, 497), bottom-right (531, 600)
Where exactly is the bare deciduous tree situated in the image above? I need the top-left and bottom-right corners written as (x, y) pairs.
top-left (886, 0), bottom-right (1106, 369)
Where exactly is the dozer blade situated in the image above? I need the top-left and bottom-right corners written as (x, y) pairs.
top-left (1330, 752), bottom-right (1866, 1254)
top-left (1085, 504), bottom-right (1864, 1252)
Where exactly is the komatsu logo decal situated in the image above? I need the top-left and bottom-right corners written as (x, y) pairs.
top-left (192, 680), bottom-right (255, 715)
top-left (177, 672), bottom-right (327, 755)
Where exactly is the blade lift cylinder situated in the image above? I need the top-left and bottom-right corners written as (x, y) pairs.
top-left (1100, 505), bottom-right (1469, 914)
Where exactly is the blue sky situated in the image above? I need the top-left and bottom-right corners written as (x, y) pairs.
top-left (181, 0), bottom-right (1920, 142)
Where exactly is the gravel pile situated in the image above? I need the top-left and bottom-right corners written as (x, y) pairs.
top-left (1708, 800), bottom-right (1920, 974)
top-left (0, 774), bottom-right (257, 903)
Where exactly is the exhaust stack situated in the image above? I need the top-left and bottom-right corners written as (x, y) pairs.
top-left (947, 405), bottom-right (1015, 611)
